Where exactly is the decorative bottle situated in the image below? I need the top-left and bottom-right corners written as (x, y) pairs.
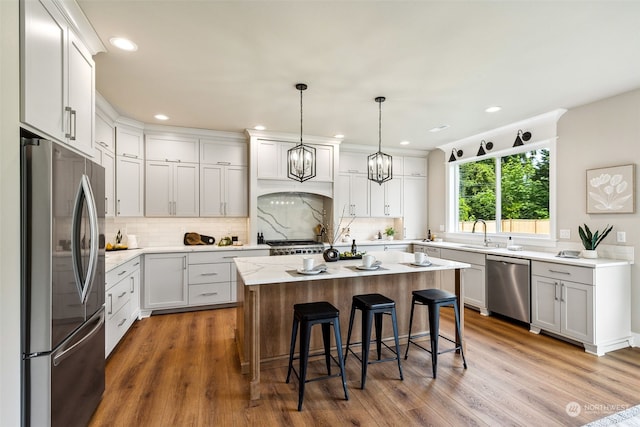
top-left (351, 239), bottom-right (357, 254)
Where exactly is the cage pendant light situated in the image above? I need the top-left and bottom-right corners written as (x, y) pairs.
top-left (368, 96), bottom-right (393, 185)
top-left (287, 83), bottom-right (316, 182)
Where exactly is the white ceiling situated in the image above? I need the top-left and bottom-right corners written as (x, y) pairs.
top-left (78, 0), bottom-right (640, 151)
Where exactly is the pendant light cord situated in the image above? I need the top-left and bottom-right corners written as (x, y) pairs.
top-left (378, 99), bottom-right (382, 152)
top-left (300, 86), bottom-right (303, 145)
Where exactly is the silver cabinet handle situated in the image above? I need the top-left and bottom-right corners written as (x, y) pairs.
top-left (118, 270), bottom-right (128, 276)
top-left (105, 197), bottom-right (108, 215)
top-left (165, 158), bottom-right (181, 163)
top-left (217, 161), bottom-right (231, 165)
top-left (70, 109), bottom-right (77, 140)
top-left (117, 199), bottom-right (121, 215)
top-left (554, 281), bottom-right (559, 301)
top-left (130, 276), bottom-right (135, 293)
top-left (200, 292), bottom-right (219, 297)
top-left (549, 269), bottom-right (571, 275)
top-left (118, 291), bottom-right (127, 298)
top-left (117, 318), bottom-right (127, 327)
top-left (122, 153), bottom-right (139, 159)
top-left (200, 272), bottom-right (218, 276)
top-left (97, 140), bottom-right (109, 148)
top-left (65, 106), bottom-right (73, 139)
top-left (108, 294), bottom-right (113, 314)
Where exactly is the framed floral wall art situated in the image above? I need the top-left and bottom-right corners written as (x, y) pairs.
top-left (586, 164), bottom-right (635, 213)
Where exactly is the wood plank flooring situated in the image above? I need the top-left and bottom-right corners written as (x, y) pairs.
top-left (89, 307), bottom-right (640, 426)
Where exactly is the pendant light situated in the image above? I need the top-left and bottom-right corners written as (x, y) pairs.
top-left (368, 96), bottom-right (393, 185)
top-left (287, 83), bottom-right (316, 182)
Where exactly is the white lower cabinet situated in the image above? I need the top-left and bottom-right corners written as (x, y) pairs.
top-left (105, 256), bottom-right (141, 357)
top-left (141, 249), bottom-right (269, 315)
top-left (414, 245), bottom-right (444, 291)
top-left (530, 260), bottom-right (630, 355)
top-left (143, 253), bottom-right (188, 311)
top-left (440, 248), bottom-right (487, 315)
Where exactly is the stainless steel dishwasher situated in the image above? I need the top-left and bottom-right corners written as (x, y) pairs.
top-left (486, 254), bottom-right (531, 322)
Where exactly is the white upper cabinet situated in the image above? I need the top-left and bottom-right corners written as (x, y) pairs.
top-left (339, 152), bottom-right (368, 174)
top-left (146, 161), bottom-right (199, 217)
top-left (256, 140), bottom-right (333, 181)
top-left (370, 178), bottom-right (403, 218)
top-left (145, 135), bottom-right (199, 163)
top-left (200, 164), bottom-right (247, 217)
top-left (402, 157), bottom-right (427, 176)
top-left (22, 0), bottom-right (95, 157)
top-left (115, 124), bottom-right (144, 217)
top-left (95, 114), bottom-right (115, 153)
top-left (200, 139), bottom-right (247, 166)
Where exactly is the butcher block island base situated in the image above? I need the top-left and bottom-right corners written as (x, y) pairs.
top-left (233, 251), bottom-right (469, 401)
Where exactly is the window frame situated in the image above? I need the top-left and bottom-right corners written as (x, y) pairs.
top-left (446, 138), bottom-right (557, 245)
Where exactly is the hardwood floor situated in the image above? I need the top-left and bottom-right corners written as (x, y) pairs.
top-left (89, 307), bottom-right (640, 426)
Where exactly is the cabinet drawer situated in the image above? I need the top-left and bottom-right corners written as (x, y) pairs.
top-left (189, 263), bottom-right (230, 284)
top-left (189, 283), bottom-right (232, 305)
top-left (441, 248), bottom-right (485, 265)
top-left (531, 261), bottom-right (593, 285)
top-left (106, 277), bottom-right (131, 318)
top-left (189, 251), bottom-right (239, 264)
top-left (106, 299), bottom-right (133, 356)
top-left (419, 246), bottom-right (441, 258)
top-left (106, 257), bottom-right (141, 288)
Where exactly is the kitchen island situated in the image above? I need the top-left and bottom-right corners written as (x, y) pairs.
top-left (234, 251), bottom-right (470, 401)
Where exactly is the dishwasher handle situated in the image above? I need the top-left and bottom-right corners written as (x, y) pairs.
top-left (486, 254), bottom-right (530, 266)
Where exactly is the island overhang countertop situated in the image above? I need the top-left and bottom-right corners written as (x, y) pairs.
top-left (233, 250), bottom-right (471, 285)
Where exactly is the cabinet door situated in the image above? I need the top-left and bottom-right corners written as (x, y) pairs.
top-left (369, 182), bottom-right (386, 217)
top-left (67, 30), bottom-right (94, 156)
top-left (129, 262), bottom-right (141, 321)
top-left (256, 141), bottom-right (280, 178)
top-left (339, 152), bottom-right (367, 174)
top-left (351, 174), bottom-right (369, 217)
top-left (200, 164), bottom-right (224, 216)
top-left (335, 174), bottom-right (352, 217)
top-left (403, 157), bottom-right (427, 177)
top-left (116, 156), bottom-right (144, 216)
top-left (201, 140), bottom-right (247, 166)
top-left (95, 114), bottom-right (114, 152)
top-left (144, 254), bottom-right (188, 309)
top-left (174, 163), bottom-right (199, 216)
top-left (386, 178), bottom-right (403, 217)
top-left (146, 136), bottom-right (199, 163)
top-left (225, 166), bottom-right (248, 216)
top-left (101, 149), bottom-right (115, 217)
top-left (561, 281), bottom-right (593, 342)
top-left (145, 161), bottom-right (172, 216)
top-left (403, 176), bottom-right (427, 239)
top-left (531, 275), bottom-right (561, 332)
top-left (312, 144), bottom-right (333, 181)
top-left (116, 126), bottom-right (144, 158)
top-left (462, 264), bottom-right (486, 309)
top-left (22, 0), bottom-right (66, 141)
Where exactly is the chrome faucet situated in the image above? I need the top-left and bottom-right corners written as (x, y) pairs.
top-left (472, 219), bottom-right (489, 247)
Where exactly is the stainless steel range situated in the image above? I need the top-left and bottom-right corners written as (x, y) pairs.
top-left (267, 240), bottom-right (325, 256)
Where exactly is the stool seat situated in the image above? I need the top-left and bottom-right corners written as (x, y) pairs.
top-left (412, 288), bottom-right (457, 304)
top-left (345, 293), bottom-right (403, 389)
top-left (352, 293), bottom-right (395, 310)
top-left (286, 301), bottom-right (349, 411)
top-left (294, 301), bottom-right (340, 321)
top-left (405, 288), bottom-right (467, 379)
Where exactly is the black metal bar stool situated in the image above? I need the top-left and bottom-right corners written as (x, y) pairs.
top-left (344, 293), bottom-right (403, 389)
top-left (285, 301), bottom-right (349, 411)
top-left (404, 288), bottom-right (467, 378)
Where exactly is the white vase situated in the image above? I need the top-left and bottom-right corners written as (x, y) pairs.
top-left (387, 235), bottom-right (394, 240)
top-left (582, 249), bottom-right (598, 259)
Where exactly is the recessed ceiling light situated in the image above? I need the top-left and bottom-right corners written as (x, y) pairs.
top-left (109, 37), bottom-right (138, 52)
top-left (400, 140), bottom-right (410, 145)
top-left (154, 114), bottom-right (169, 121)
top-left (429, 124), bottom-right (450, 133)
top-left (334, 134), bottom-right (344, 139)
top-left (485, 106), bottom-right (502, 113)
top-left (254, 125), bottom-right (266, 131)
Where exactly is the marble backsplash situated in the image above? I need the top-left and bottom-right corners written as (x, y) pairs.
top-left (257, 193), bottom-right (329, 241)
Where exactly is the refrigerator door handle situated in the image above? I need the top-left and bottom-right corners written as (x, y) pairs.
top-left (52, 308), bottom-right (104, 367)
top-left (71, 174), bottom-right (100, 304)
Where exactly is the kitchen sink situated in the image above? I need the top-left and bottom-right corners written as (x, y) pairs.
top-left (459, 244), bottom-right (492, 250)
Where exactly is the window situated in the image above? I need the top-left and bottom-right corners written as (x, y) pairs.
top-left (453, 146), bottom-right (551, 237)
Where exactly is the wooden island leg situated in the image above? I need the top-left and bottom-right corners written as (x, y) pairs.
top-left (248, 286), bottom-right (261, 402)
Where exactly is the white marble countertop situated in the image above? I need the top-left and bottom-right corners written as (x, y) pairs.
top-left (413, 240), bottom-right (631, 268)
top-left (105, 244), bottom-right (269, 272)
top-left (233, 250), bottom-right (470, 286)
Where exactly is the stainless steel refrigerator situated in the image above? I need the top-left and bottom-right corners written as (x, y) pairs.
top-left (21, 129), bottom-right (106, 427)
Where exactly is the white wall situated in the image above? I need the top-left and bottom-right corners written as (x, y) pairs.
top-left (428, 88), bottom-right (640, 335)
top-left (0, 0), bottom-right (22, 425)
top-left (556, 89), bottom-right (640, 332)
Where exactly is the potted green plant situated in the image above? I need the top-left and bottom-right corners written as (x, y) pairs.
top-left (578, 224), bottom-right (613, 259)
top-left (384, 226), bottom-right (395, 240)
